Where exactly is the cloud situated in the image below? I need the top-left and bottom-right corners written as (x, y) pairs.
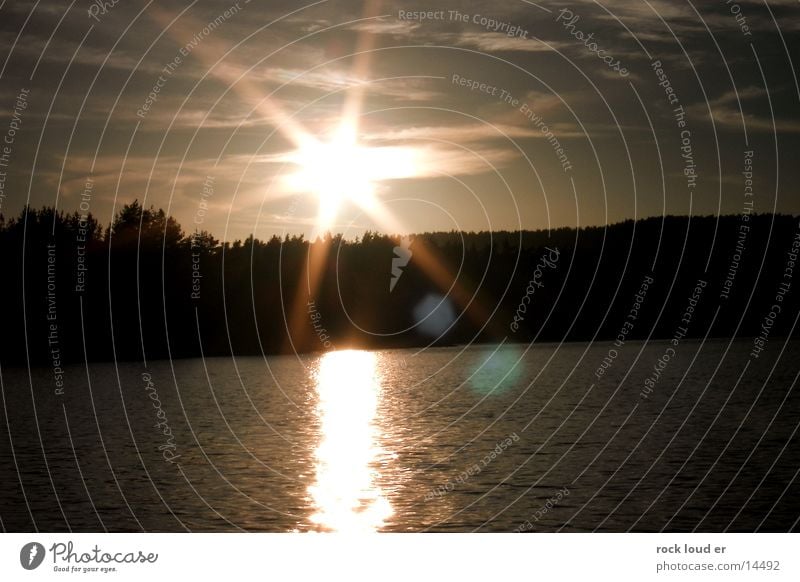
top-left (345, 17), bottom-right (566, 54)
top-left (251, 66), bottom-right (441, 102)
top-left (252, 137), bottom-right (521, 181)
top-left (348, 20), bottom-right (421, 36)
top-left (365, 123), bottom-right (544, 143)
top-left (452, 32), bottom-right (567, 53)
top-left (688, 86), bottom-right (800, 133)
top-left (584, 0), bottom-right (707, 36)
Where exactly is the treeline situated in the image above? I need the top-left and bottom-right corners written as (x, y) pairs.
top-left (0, 203), bottom-right (798, 366)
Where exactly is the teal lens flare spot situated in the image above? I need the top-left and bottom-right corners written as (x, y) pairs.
top-left (469, 345), bottom-right (523, 395)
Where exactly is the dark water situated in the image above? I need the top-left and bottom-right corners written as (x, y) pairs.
top-left (1, 339), bottom-right (799, 532)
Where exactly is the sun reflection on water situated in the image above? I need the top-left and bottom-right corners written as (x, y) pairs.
top-left (308, 350), bottom-right (393, 532)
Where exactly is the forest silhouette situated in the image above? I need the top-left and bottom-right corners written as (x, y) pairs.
top-left (0, 202), bottom-right (797, 366)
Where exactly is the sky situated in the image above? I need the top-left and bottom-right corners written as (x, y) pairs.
top-left (0, 0), bottom-right (798, 241)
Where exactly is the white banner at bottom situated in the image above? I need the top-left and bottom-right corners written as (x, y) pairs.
top-left (0, 533), bottom-right (796, 581)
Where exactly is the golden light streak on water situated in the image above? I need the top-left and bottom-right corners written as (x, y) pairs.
top-left (308, 350), bottom-right (392, 532)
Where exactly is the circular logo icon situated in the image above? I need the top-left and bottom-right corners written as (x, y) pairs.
top-left (20, 542), bottom-right (45, 570)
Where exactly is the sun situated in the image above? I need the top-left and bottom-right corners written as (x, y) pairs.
top-left (283, 123), bottom-right (419, 230)
top-left (286, 125), bottom-right (377, 227)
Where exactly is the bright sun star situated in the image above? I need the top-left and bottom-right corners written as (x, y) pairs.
top-left (284, 123), bottom-right (419, 230)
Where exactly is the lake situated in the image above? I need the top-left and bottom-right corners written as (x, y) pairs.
top-left (1, 339), bottom-right (798, 532)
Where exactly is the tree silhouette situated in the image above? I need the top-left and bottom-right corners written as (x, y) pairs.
top-left (0, 202), bottom-right (797, 367)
